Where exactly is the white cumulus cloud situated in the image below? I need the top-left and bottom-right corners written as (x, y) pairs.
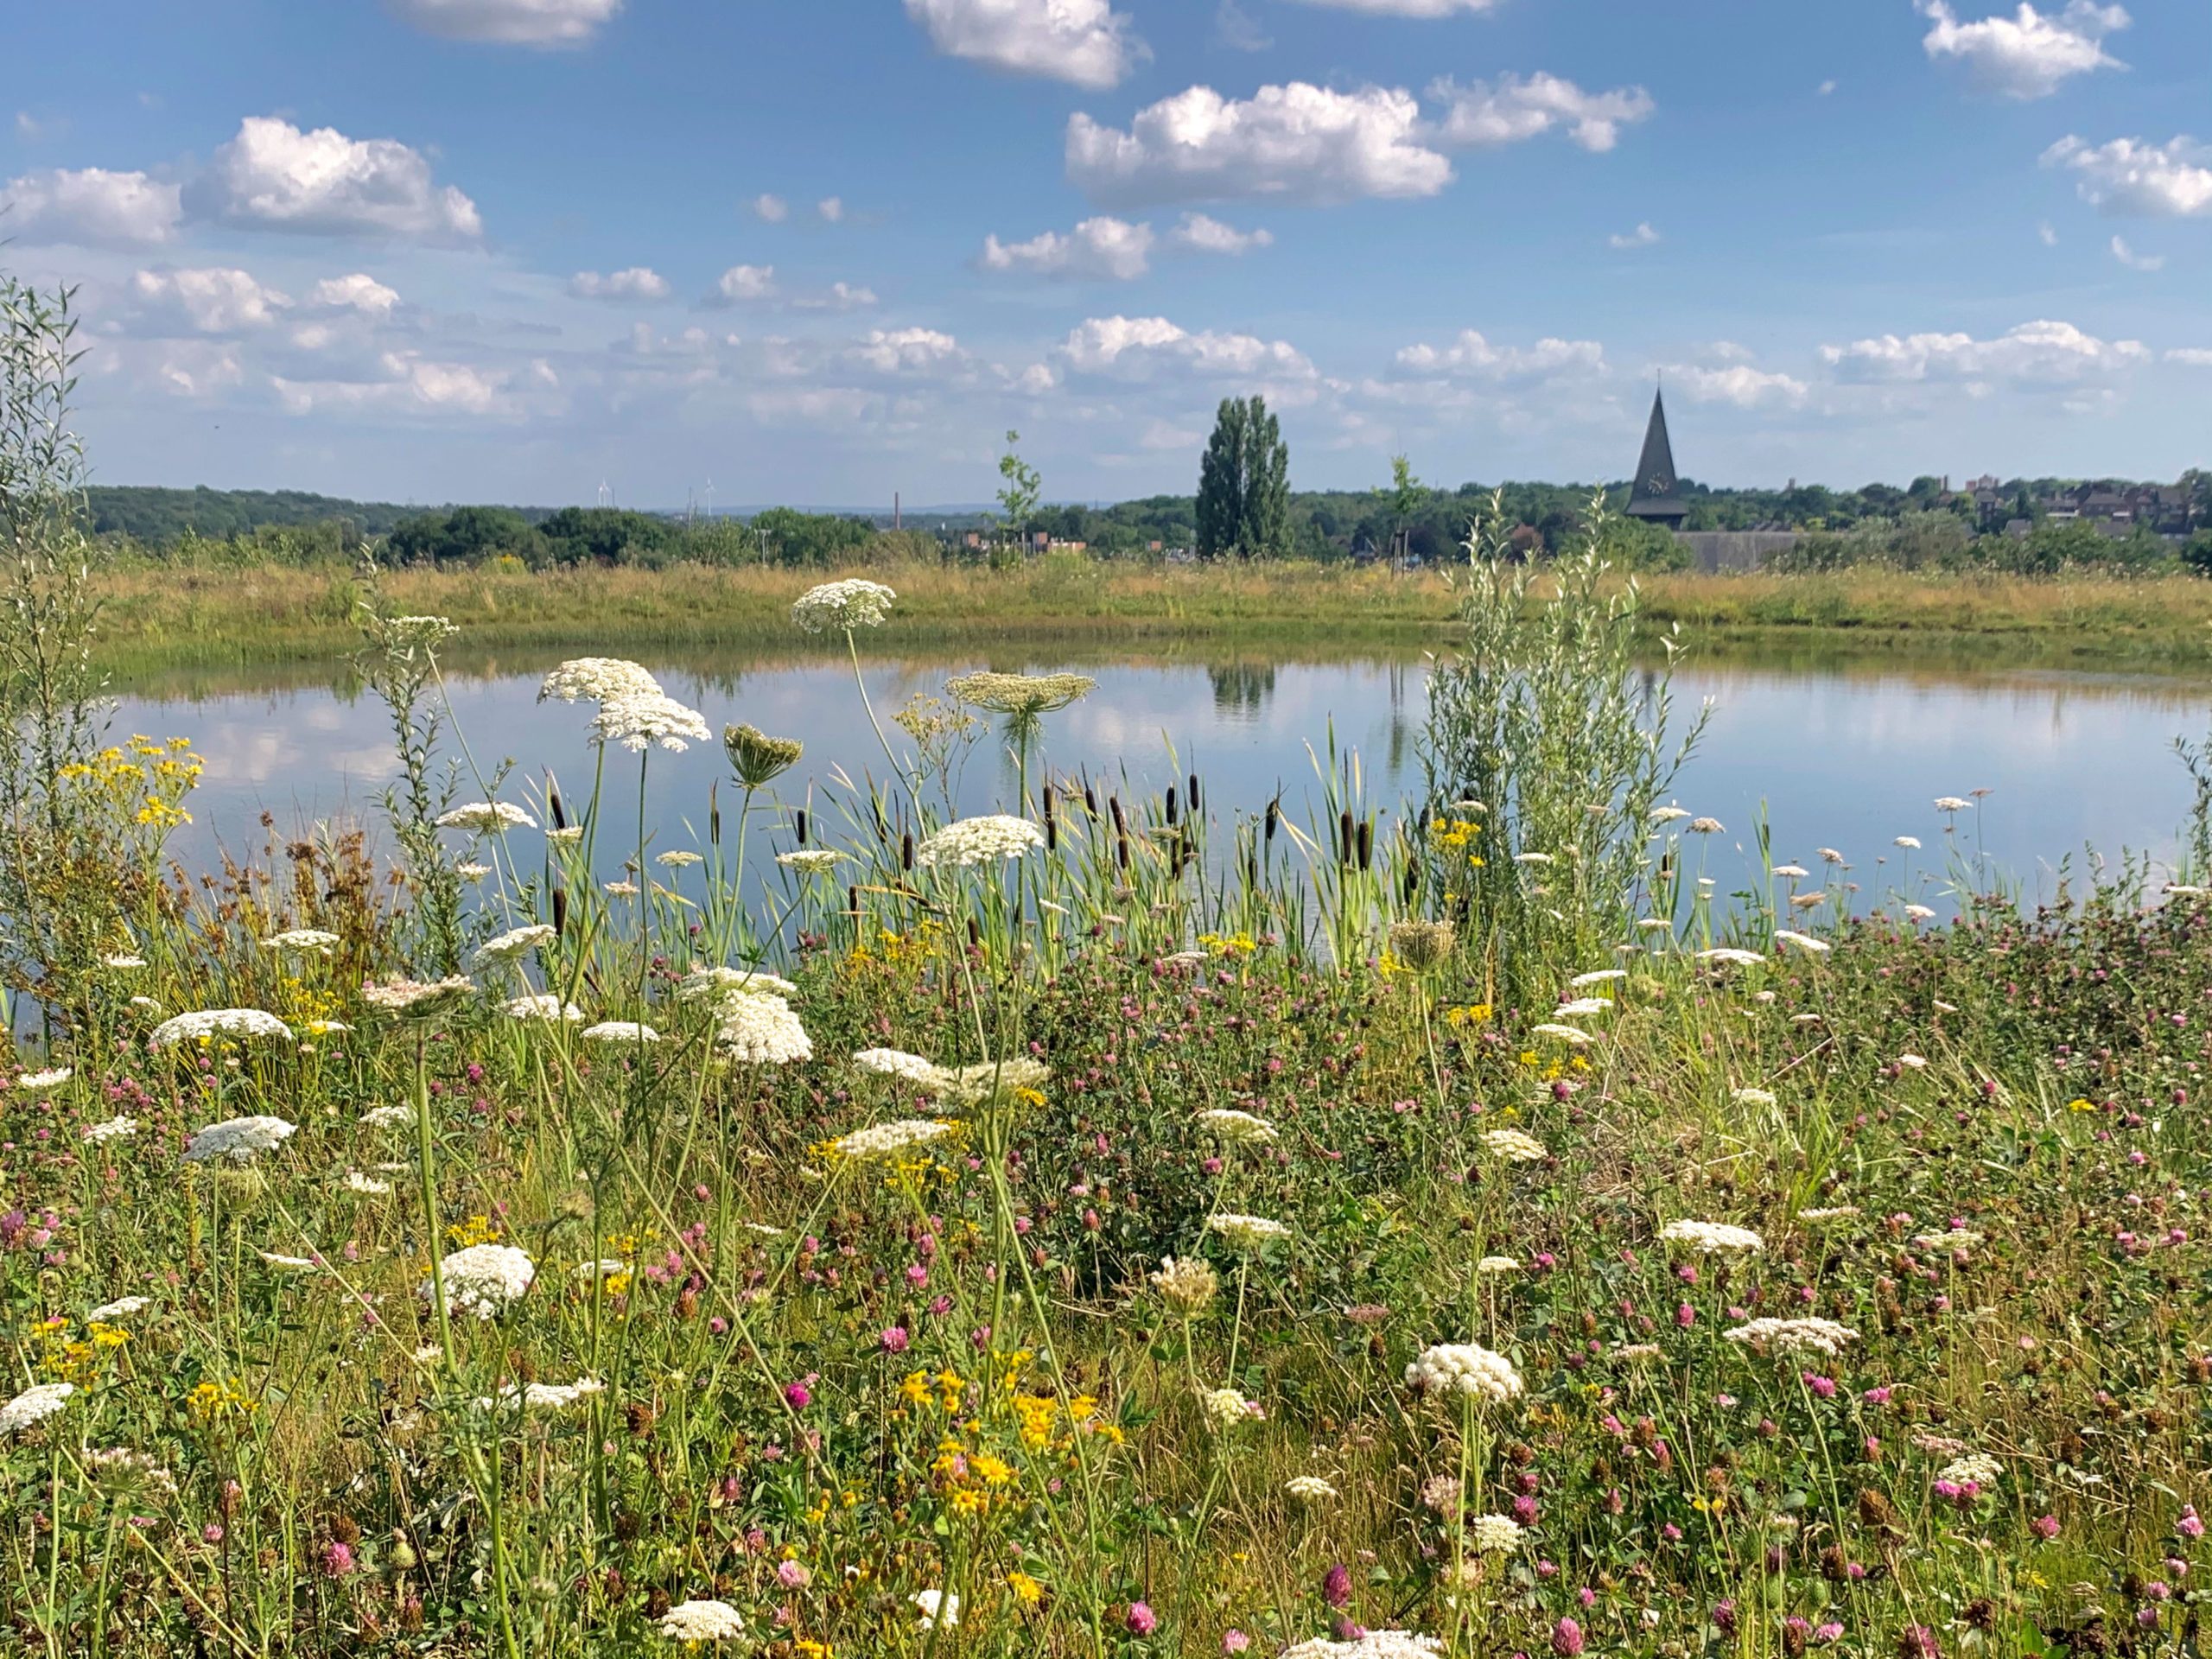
top-left (1282, 0), bottom-right (1502, 10)
top-left (1394, 329), bottom-right (1605, 380)
top-left (752, 193), bottom-right (788, 222)
top-left (982, 216), bottom-right (1154, 279)
top-left (1427, 73), bottom-right (1656, 154)
top-left (1608, 221), bottom-right (1660, 250)
top-left (905, 0), bottom-right (1144, 91)
top-left (2042, 135), bottom-right (2212, 216)
top-left (308, 274), bottom-right (403, 315)
top-left (847, 327), bottom-right (964, 375)
top-left (1058, 315), bottom-right (1314, 382)
top-left (1172, 212), bottom-right (1273, 253)
top-left (1916, 1), bottom-right (2127, 99)
top-left (1068, 82), bottom-right (1451, 207)
top-left (195, 117), bottom-right (483, 241)
top-left (2168, 347), bottom-right (2212, 367)
top-left (817, 196), bottom-right (845, 223)
top-left (2109, 234), bottom-right (2164, 270)
top-left (386, 0), bottom-right (621, 45)
top-left (570, 267), bottom-right (673, 301)
top-left (1820, 318), bottom-right (2150, 384)
top-left (708, 264), bottom-right (778, 304)
top-left (1662, 363), bottom-right (1809, 409)
top-left (794, 282), bottom-right (880, 310)
top-left (1, 166), bottom-right (183, 246)
top-left (130, 267), bottom-right (291, 333)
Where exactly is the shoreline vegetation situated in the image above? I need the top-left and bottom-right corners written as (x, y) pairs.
top-left (95, 559), bottom-right (2212, 677)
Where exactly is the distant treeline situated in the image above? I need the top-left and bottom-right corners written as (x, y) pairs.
top-left (84, 474), bottom-right (2212, 575)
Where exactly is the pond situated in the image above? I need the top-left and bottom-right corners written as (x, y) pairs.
top-left (111, 642), bottom-right (2212, 912)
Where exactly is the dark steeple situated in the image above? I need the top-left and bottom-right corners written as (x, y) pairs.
top-left (1625, 387), bottom-right (1688, 529)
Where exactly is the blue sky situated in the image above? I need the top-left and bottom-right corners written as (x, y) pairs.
top-left (3, 0), bottom-right (2209, 508)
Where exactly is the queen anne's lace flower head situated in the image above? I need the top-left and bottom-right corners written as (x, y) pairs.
top-left (361, 976), bottom-right (475, 1018)
top-left (1466, 1514), bottom-right (1524, 1554)
top-left (87, 1295), bottom-right (151, 1321)
top-left (1529, 1022), bottom-right (1593, 1046)
top-left (777, 849), bottom-right (842, 875)
top-left (1196, 1108), bottom-right (1276, 1144)
top-left (854, 1048), bottom-right (946, 1088)
top-left (1405, 1342), bottom-right (1523, 1405)
top-left (1696, 948), bottom-right (1767, 967)
top-left (915, 814), bottom-right (1046, 869)
top-left (592, 690), bottom-right (709, 754)
top-left (17, 1067), bottom-right (71, 1090)
top-left (1150, 1255), bottom-right (1219, 1313)
top-left (149, 1007), bottom-right (294, 1047)
top-left (181, 1115), bottom-right (298, 1165)
top-left (472, 924), bottom-right (556, 968)
top-left (1661, 1218), bottom-right (1765, 1254)
top-left (715, 994), bottom-right (813, 1065)
top-left (82, 1116), bottom-right (138, 1144)
top-left (580, 1021), bottom-right (659, 1045)
top-left (1774, 930), bottom-right (1832, 955)
top-left (944, 670), bottom-right (1096, 717)
top-left (828, 1118), bottom-right (958, 1161)
top-left (261, 929), bottom-right (340, 955)
top-left (434, 801), bottom-right (537, 833)
top-left (1281, 1631), bottom-right (1445, 1659)
top-left (679, 965), bottom-right (801, 1003)
top-left (1198, 1385), bottom-right (1261, 1427)
top-left (1208, 1213), bottom-right (1292, 1249)
top-left (1482, 1128), bottom-right (1547, 1163)
top-left (429, 1243), bottom-right (537, 1319)
top-left (1724, 1317), bottom-right (1859, 1358)
top-left (0, 1382), bottom-right (76, 1436)
top-left (1287, 1474), bottom-right (1339, 1503)
top-left (791, 578), bottom-right (896, 634)
top-left (538, 658), bottom-right (661, 705)
top-left (479, 1378), bottom-right (606, 1412)
top-left (657, 1599), bottom-right (747, 1643)
top-left (723, 722), bottom-right (803, 786)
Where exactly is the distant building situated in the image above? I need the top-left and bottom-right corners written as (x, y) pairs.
top-left (1624, 389), bottom-right (1689, 531)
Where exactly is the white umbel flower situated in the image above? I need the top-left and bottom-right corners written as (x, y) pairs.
top-left (1195, 1108), bottom-right (1276, 1144)
top-left (1732, 1087), bottom-right (1777, 1106)
top-left (1529, 1023), bottom-right (1593, 1046)
top-left (429, 1243), bottom-right (537, 1319)
top-left (502, 994), bottom-right (584, 1023)
top-left (678, 965), bottom-right (801, 1002)
top-left (1568, 969), bottom-right (1627, 988)
top-left (17, 1067), bottom-right (72, 1090)
top-left (1287, 1474), bottom-right (1340, 1503)
top-left (435, 801), bottom-right (537, 833)
top-left (657, 1598), bottom-right (747, 1643)
top-left (1774, 930), bottom-right (1832, 955)
top-left (479, 1377), bottom-right (606, 1412)
top-left (1198, 1385), bottom-right (1260, 1427)
top-left (791, 578), bottom-right (896, 634)
top-left (1552, 997), bottom-right (1611, 1017)
top-left (1405, 1341), bottom-right (1523, 1404)
top-left (854, 1048), bottom-right (946, 1088)
top-left (592, 691), bottom-right (709, 754)
top-left (777, 849), bottom-right (843, 874)
top-left (1281, 1635), bottom-right (1443, 1659)
top-left (1208, 1212), bottom-right (1292, 1249)
top-left (829, 1119), bottom-right (957, 1161)
top-left (86, 1295), bottom-right (152, 1321)
top-left (580, 1021), bottom-right (659, 1045)
top-left (1695, 947), bottom-right (1767, 967)
top-left (149, 1008), bottom-right (294, 1047)
top-left (472, 924), bottom-right (556, 967)
top-left (1660, 1219), bottom-right (1765, 1254)
top-left (0, 1382), bottom-right (75, 1436)
top-left (1466, 1513), bottom-right (1524, 1554)
top-left (1723, 1317), bottom-right (1859, 1358)
top-left (359, 1104), bottom-right (416, 1129)
top-left (538, 658), bottom-right (661, 705)
top-left (910, 1589), bottom-right (959, 1630)
top-left (81, 1116), bottom-right (139, 1144)
top-left (262, 928), bottom-right (340, 954)
top-left (1481, 1128), bottom-right (1547, 1163)
top-left (915, 813), bottom-right (1046, 868)
top-left (715, 994), bottom-right (813, 1065)
top-left (181, 1116), bottom-right (298, 1165)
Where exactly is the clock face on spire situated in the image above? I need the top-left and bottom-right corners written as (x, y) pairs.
top-left (1648, 474), bottom-right (1669, 495)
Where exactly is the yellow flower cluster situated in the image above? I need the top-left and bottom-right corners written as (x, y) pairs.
top-left (36, 1316), bottom-right (129, 1382)
top-left (58, 735), bottom-right (204, 830)
top-left (1197, 931), bottom-right (1258, 957)
top-left (448, 1214), bottom-right (501, 1249)
top-left (1428, 817), bottom-right (1487, 868)
top-left (186, 1378), bottom-right (257, 1421)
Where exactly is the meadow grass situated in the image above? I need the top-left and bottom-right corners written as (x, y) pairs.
top-left (4, 573), bottom-right (2212, 1659)
top-left (87, 557), bottom-right (2212, 676)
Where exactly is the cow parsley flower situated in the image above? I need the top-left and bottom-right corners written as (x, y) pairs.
top-left (1467, 1513), bottom-right (1524, 1554)
top-left (480, 1378), bottom-right (606, 1412)
top-left (359, 1104), bottom-right (416, 1129)
top-left (1281, 1634), bottom-right (1443, 1659)
top-left (182, 1116), bottom-right (298, 1165)
top-left (430, 1243), bottom-right (537, 1319)
top-left (1938, 1452), bottom-right (2002, 1488)
top-left (1196, 1108), bottom-right (1276, 1144)
top-left (361, 976), bottom-right (475, 1017)
top-left (434, 801), bottom-right (537, 833)
top-left (82, 1115), bottom-right (139, 1144)
top-left (657, 1598), bottom-right (747, 1643)
top-left (17, 1067), bottom-right (71, 1090)
top-left (945, 670), bottom-right (1096, 717)
top-left (1478, 1255), bottom-right (1521, 1274)
top-left (1405, 1342), bottom-right (1523, 1404)
top-left (1208, 1213), bottom-right (1292, 1249)
top-left (1696, 947), bottom-right (1767, 967)
top-left (498, 1000), bottom-right (579, 1026)
top-left (1732, 1087), bottom-right (1777, 1106)
top-left (792, 578), bottom-right (897, 634)
top-left (1723, 1317), bottom-right (1859, 1358)
top-left (723, 722), bottom-right (803, 787)
top-left (580, 1021), bottom-right (659, 1045)
top-left (1151, 1255), bottom-right (1219, 1313)
top-left (853, 1048), bottom-right (947, 1087)
top-left (1660, 1219), bottom-right (1765, 1254)
top-left (86, 1295), bottom-right (151, 1321)
top-left (538, 658), bottom-right (661, 705)
top-left (1287, 1474), bottom-right (1340, 1503)
top-left (829, 1119), bottom-right (958, 1161)
top-left (592, 691), bottom-right (709, 753)
top-left (149, 1008), bottom-right (294, 1047)
top-left (1796, 1205), bottom-right (1860, 1223)
top-left (1774, 930), bottom-right (1832, 955)
top-left (472, 924), bottom-right (556, 967)
top-left (915, 813), bottom-right (1046, 868)
top-left (1199, 1385), bottom-right (1261, 1427)
top-left (345, 1171), bottom-right (394, 1196)
top-left (938, 1058), bottom-right (1052, 1106)
top-left (1568, 969), bottom-right (1627, 988)
top-left (0, 1382), bottom-right (75, 1436)
top-left (102, 952), bottom-right (146, 969)
top-left (715, 994), bottom-right (813, 1065)
top-left (1482, 1128), bottom-right (1547, 1163)
top-left (1529, 1022), bottom-right (1593, 1046)
top-left (679, 965), bottom-right (801, 1002)
top-left (656, 849), bottom-right (702, 868)
top-left (776, 849), bottom-right (843, 874)
top-left (1553, 996), bottom-right (1611, 1017)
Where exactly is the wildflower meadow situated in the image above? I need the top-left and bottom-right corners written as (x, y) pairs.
top-left (4, 283), bottom-right (2212, 1659)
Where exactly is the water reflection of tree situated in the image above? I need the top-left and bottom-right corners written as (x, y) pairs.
top-left (1209, 661), bottom-right (1276, 718)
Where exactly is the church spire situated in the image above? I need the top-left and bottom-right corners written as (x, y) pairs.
top-left (1625, 387), bottom-right (1688, 528)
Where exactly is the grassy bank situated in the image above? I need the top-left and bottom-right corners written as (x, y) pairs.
top-left (92, 559), bottom-right (2212, 674)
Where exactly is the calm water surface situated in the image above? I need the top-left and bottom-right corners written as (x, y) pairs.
top-left (111, 645), bottom-right (2212, 907)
